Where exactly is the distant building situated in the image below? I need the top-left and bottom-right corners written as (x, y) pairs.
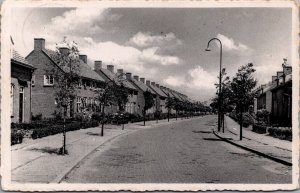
top-left (94, 62), bottom-right (138, 114)
top-left (11, 50), bottom-right (35, 123)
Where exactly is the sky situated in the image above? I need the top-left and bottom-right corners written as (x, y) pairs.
top-left (11, 7), bottom-right (292, 102)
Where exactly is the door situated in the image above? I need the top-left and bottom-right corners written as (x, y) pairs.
top-left (19, 87), bottom-right (24, 122)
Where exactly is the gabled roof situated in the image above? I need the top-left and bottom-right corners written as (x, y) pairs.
top-left (43, 49), bottom-right (105, 81)
top-left (160, 87), bottom-right (176, 98)
top-left (148, 85), bottom-right (168, 98)
top-left (98, 68), bottom-right (137, 90)
top-left (169, 90), bottom-right (183, 100)
top-left (131, 79), bottom-right (155, 94)
top-left (12, 50), bottom-right (35, 69)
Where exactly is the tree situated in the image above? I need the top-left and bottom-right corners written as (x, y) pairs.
top-left (230, 63), bottom-right (257, 140)
top-left (51, 38), bottom-right (81, 154)
top-left (95, 73), bottom-right (129, 136)
top-left (166, 95), bottom-right (175, 122)
top-left (143, 90), bottom-right (155, 126)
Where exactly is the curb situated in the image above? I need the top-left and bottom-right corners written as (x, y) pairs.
top-left (213, 130), bottom-right (292, 166)
top-left (51, 130), bottom-right (133, 183)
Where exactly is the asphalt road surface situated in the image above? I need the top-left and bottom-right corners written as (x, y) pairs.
top-left (63, 115), bottom-right (292, 183)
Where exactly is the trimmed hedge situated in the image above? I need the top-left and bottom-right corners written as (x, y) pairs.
top-left (252, 124), bottom-right (268, 134)
top-left (268, 127), bottom-right (292, 141)
top-left (11, 129), bottom-right (24, 145)
top-left (31, 121), bottom-right (99, 140)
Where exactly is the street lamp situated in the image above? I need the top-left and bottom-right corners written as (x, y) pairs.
top-left (205, 38), bottom-right (223, 133)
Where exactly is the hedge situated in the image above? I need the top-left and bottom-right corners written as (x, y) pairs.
top-left (252, 124), bottom-right (268, 134)
top-left (11, 129), bottom-right (24, 145)
top-left (268, 127), bottom-right (292, 141)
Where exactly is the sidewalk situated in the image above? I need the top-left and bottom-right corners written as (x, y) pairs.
top-left (11, 116), bottom-right (203, 183)
top-left (213, 116), bottom-right (292, 165)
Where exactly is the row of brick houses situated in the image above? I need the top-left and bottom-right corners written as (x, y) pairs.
top-left (254, 60), bottom-right (292, 127)
top-left (11, 38), bottom-right (193, 123)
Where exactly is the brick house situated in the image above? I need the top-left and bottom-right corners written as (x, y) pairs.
top-left (94, 62), bottom-right (138, 114)
top-left (11, 50), bottom-right (35, 123)
top-left (255, 61), bottom-right (292, 127)
top-left (147, 82), bottom-right (168, 114)
top-left (270, 67), bottom-right (292, 127)
top-left (26, 38), bottom-right (105, 118)
top-left (129, 75), bottom-right (157, 116)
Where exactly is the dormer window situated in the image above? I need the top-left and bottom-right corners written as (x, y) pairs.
top-left (44, 75), bottom-right (54, 86)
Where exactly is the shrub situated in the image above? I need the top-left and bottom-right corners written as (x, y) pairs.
top-left (32, 113), bottom-right (43, 121)
top-left (11, 129), bottom-right (24, 145)
top-left (252, 124), bottom-right (267, 134)
top-left (91, 112), bottom-right (103, 122)
top-left (268, 127), bottom-right (292, 141)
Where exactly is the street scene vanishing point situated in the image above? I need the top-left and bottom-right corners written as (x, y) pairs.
top-left (1, 0), bottom-right (299, 191)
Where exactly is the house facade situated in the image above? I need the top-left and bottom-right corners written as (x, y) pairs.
top-left (26, 38), bottom-right (105, 119)
top-left (255, 61), bottom-right (292, 127)
top-left (11, 50), bottom-right (35, 123)
top-left (94, 62), bottom-right (139, 114)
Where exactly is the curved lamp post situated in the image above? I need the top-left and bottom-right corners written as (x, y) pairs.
top-left (205, 38), bottom-right (222, 132)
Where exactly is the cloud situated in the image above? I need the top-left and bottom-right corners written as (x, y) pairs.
top-left (128, 32), bottom-right (183, 49)
top-left (164, 76), bottom-right (185, 87)
top-left (139, 47), bottom-right (180, 66)
top-left (43, 8), bottom-right (120, 38)
top-left (216, 34), bottom-right (251, 53)
top-left (163, 66), bottom-right (217, 101)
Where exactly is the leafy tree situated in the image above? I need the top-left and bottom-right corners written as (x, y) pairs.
top-left (51, 38), bottom-right (81, 154)
top-left (95, 73), bottom-right (129, 136)
top-left (166, 94), bottom-right (175, 121)
top-left (230, 63), bottom-right (257, 140)
top-left (143, 90), bottom-right (155, 126)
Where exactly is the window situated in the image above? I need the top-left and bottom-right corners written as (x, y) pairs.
top-left (76, 97), bottom-right (82, 112)
top-left (78, 79), bottom-right (82, 88)
top-left (44, 75), bottom-right (54, 86)
top-left (11, 84), bottom-right (14, 116)
top-left (32, 75), bottom-right (35, 86)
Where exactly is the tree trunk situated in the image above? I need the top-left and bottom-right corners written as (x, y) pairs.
top-left (239, 104), bottom-right (243, 140)
top-left (143, 109), bottom-right (146, 126)
top-left (168, 108), bottom-right (170, 122)
top-left (101, 104), bottom-right (105, 136)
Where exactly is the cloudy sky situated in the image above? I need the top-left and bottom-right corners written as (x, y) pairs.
top-left (11, 7), bottom-right (292, 101)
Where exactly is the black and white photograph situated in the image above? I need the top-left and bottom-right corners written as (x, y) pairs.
top-left (1, 0), bottom-right (299, 191)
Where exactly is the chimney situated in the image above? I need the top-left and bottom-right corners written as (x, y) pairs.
top-left (160, 86), bottom-right (164, 89)
top-left (272, 76), bottom-right (277, 83)
top-left (156, 84), bottom-right (160, 87)
top-left (94, 61), bottom-right (102, 72)
top-left (151, 82), bottom-right (155, 86)
top-left (34, 38), bottom-right (45, 50)
top-left (59, 47), bottom-right (69, 56)
top-left (117, 69), bottom-right (123, 74)
top-left (140, 77), bottom-right (145, 83)
top-left (107, 65), bottom-right (114, 73)
top-left (146, 80), bottom-right (151, 86)
top-left (133, 75), bottom-right (139, 81)
top-left (79, 55), bottom-right (87, 64)
top-left (126, 72), bottom-right (132, 80)
top-left (277, 71), bottom-right (283, 79)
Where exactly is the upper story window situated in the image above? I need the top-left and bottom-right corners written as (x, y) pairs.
top-left (78, 79), bottom-right (82, 88)
top-left (44, 75), bottom-right (54, 86)
top-left (32, 75), bottom-right (36, 86)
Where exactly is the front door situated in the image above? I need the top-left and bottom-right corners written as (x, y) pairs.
top-left (19, 87), bottom-right (24, 122)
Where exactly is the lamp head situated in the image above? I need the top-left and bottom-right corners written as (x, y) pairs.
top-left (205, 48), bottom-right (211, 52)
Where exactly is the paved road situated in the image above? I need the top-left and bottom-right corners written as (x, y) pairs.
top-left (63, 115), bottom-right (291, 183)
